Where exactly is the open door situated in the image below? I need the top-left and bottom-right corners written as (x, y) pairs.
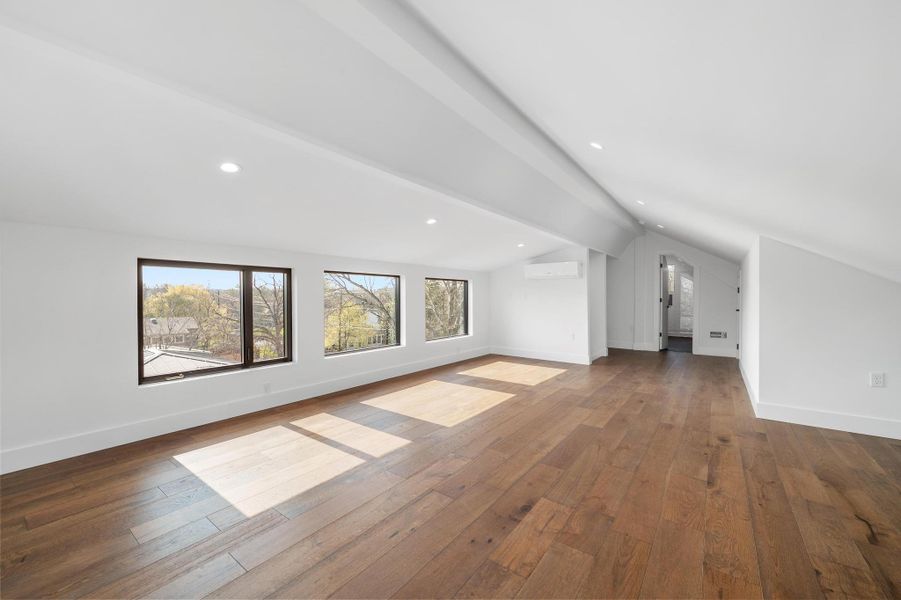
top-left (660, 256), bottom-right (669, 350)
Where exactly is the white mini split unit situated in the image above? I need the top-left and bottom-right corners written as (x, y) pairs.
top-left (524, 261), bottom-right (582, 280)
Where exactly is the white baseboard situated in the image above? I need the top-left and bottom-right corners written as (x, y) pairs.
top-left (754, 401), bottom-right (900, 440)
top-left (0, 347), bottom-right (491, 474)
top-left (611, 340), bottom-right (737, 359)
top-left (738, 360), bottom-right (899, 439)
top-left (739, 360), bottom-right (759, 408)
top-left (633, 342), bottom-right (659, 352)
top-left (694, 345), bottom-right (738, 358)
top-left (606, 339), bottom-right (634, 350)
top-left (489, 346), bottom-right (591, 366)
top-left (590, 347), bottom-right (609, 362)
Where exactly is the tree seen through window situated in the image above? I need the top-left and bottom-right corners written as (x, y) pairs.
top-left (324, 272), bottom-right (399, 354)
top-left (425, 278), bottom-right (468, 340)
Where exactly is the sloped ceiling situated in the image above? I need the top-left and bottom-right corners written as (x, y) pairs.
top-left (3, 1), bottom-right (896, 279)
top-left (0, 0), bottom-right (641, 271)
top-left (409, 0), bottom-right (901, 282)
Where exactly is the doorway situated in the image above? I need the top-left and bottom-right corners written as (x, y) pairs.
top-left (660, 255), bottom-right (694, 353)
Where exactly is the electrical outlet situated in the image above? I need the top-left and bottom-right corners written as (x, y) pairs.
top-left (868, 372), bottom-right (886, 388)
top-left (263, 382), bottom-right (272, 394)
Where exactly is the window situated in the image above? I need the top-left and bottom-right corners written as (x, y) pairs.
top-left (251, 271), bottom-right (289, 361)
top-left (425, 278), bottom-right (468, 340)
top-left (680, 273), bottom-right (694, 332)
top-left (139, 259), bottom-right (291, 383)
top-left (324, 271), bottom-right (400, 355)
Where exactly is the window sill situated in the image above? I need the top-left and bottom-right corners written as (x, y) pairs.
top-left (139, 358), bottom-right (293, 387)
top-left (426, 333), bottom-right (472, 344)
top-left (324, 344), bottom-right (404, 359)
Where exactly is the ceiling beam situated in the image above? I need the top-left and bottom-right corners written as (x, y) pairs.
top-left (303, 0), bottom-right (641, 255)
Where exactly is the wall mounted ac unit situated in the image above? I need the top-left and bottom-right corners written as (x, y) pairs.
top-left (524, 261), bottom-right (582, 280)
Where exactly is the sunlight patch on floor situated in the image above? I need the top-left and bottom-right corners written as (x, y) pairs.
top-left (458, 360), bottom-right (567, 386)
top-left (173, 425), bottom-right (363, 517)
top-left (362, 380), bottom-right (514, 427)
top-left (291, 413), bottom-right (410, 457)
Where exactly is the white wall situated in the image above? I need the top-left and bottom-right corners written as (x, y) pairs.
top-left (0, 221), bottom-right (491, 473)
top-left (753, 236), bottom-right (900, 438)
top-left (588, 250), bottom-right (608, 362)
top-left (739, 238), bottom-right (760, 406)
top-left (488, 245), bottom-right (591, 365)
top-left (607, 230), bottom-right (739, 357)
top-left (606, 240), bottom-right (635, 349)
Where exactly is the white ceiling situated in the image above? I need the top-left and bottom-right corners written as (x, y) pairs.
top-left (2, 1), bottom-right (897, 280)
top-left (0, 0), bottom-right (640, 271)
top-left (0, 23), bottom-right (567, 271)
top-left (410, 0), bottom-right (901, 282)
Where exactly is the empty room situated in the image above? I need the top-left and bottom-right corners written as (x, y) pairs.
top-left (1, 1), bottom-right (899, 599)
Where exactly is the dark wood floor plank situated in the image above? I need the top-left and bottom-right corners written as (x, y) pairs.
top-left (146, 551), bottom-right (244, 599)
top-left (579, 529), bottom-right (651, 599)
top-left (704, 488), bottom-right (761, 587)
top-left (544, 437), bottom-right (609, 508)
top-left (792, 424), bottom-right (901, 553)
top-left (330, 482), bottom-right (505, 598)
top-left (639, 519), bottom-right (705, 599)
top-left (489, 496), bottom-right (572, 579)
top-left (741, 445), bottom-right (824, 599)
top-left (210, 456), bottom-right (467, 598)
top-left (272, 491), bottom-right (453, 599)
top-left (47, 518), bottom-right (220, 598)
top-left (226, 468), bottom-right (403, 571)
top-left (702, 566), bottom-right (763, 599)
top-left (671, 427), bottom-right (711, 482)
top-left (854, 540), bottom-right (901, 599)
top-left (455, 560), bottom-right (526, 599)
top-left (555, 497), bottom-right (614, 556)
top-left (808, 554), bottom-right (887, 599)
top-left (433, 448), bottom-right (507, 499)
top-left (851, 434), bottom-right (901, 481)
top-left (661, 471), bottom-right (706, 532)
top-left (611, 423), bottom-right (682, 543)
top-left (392, 503), bottom-right (516, 599)
top-left (515, 542), bottom-right (593, 599)
top-left (392, 460), bottom-right (563, 599)
top-left (0, 351), bottom-right (897, 599)
top-left (89, 509), bottom-right (285, 599)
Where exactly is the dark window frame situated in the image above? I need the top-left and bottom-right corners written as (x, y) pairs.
top-left (138, 258), bottom-right (292, 384)
top-left (323, 270), bottom-right (402, 356)
top-left (424, 277), bottom-right (470, 341)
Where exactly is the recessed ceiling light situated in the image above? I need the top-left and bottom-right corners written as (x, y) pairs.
top-left (589, 142), bottom-right (604, 150)
top-left (636, 200), bottom-right (646, 205)
top-left (638, 220), bottom-right (646, 225)
top-left (219, 162), bottom-right (241, 174)
top-left (517, 243), bottom-right (525, 248)
top-left (657, 224), bottom-right (665, 229)
top-left (426, 218), bottom-right (437, 225)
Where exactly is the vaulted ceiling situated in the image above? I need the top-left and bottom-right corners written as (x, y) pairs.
top-left (410, 0), bottom-right (901, 281)
top-left (1, 1), bottom-right (898, 279)
top-left (0, 0), bottom-right (637, 271)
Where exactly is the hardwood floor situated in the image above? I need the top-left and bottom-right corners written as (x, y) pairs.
top-left (1, 350), bottom-right (899, 599)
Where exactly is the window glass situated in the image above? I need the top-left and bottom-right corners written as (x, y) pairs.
top-left (680, 274), bottom-right (694, 332)
top-left (324, 272), bottom-right (400, 354)
top-left (141, 266), bottom-right (242, 379)
top-left (425, 278), bottom-right (468, 340)
top-left (252, 271), bottom-right (288, 361)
